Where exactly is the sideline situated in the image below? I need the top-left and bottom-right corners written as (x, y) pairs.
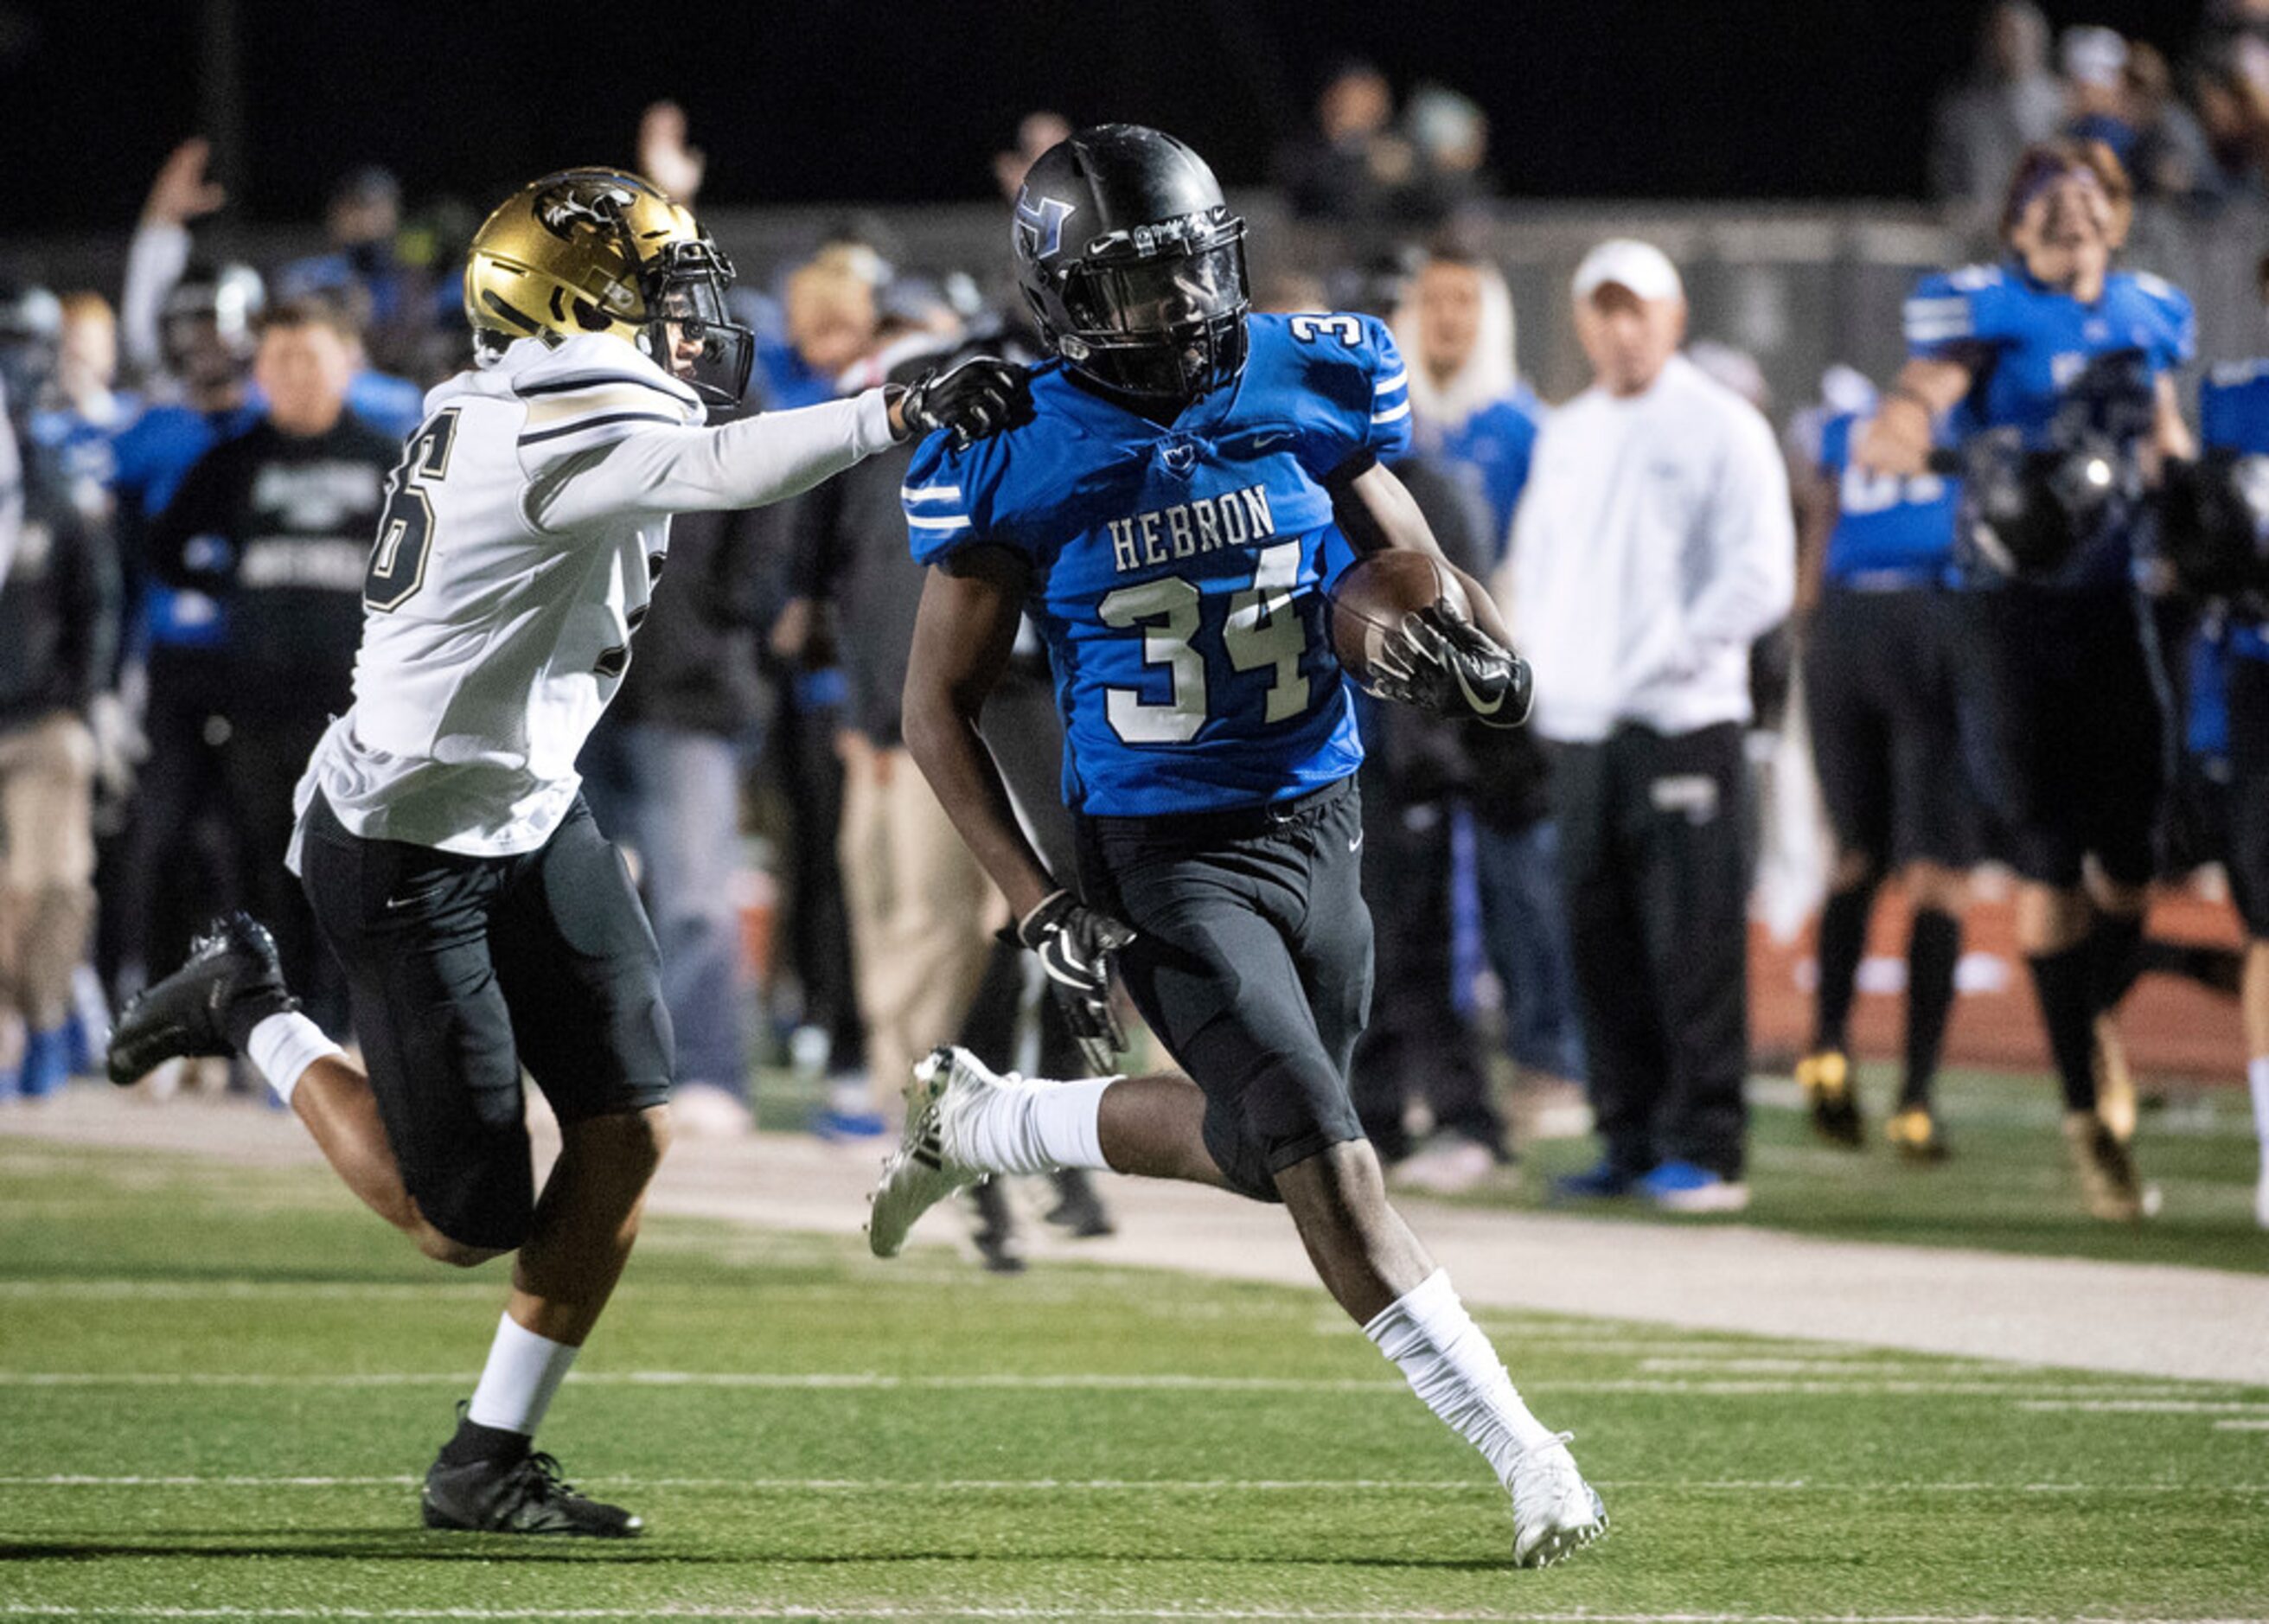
top-left (5, 1090), bottom-right (2267, 1385)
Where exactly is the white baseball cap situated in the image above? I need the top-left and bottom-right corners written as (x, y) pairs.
top-left (1571, 238), bottom-right (1684, 304)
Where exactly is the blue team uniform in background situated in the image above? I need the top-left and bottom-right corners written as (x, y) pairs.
top-left (1418, 395), bottom-right (1539, 563)
top-left (1903, 261), bottom-right (2193, 591)
top-left (2200, 360), bottom-right (2269, 666)
top-left (1816, 410), bottom-right (1960, 586)
top-left (904, 311), bottom-right (1413, 818)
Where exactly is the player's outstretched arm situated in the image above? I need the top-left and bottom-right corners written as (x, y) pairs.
top-left (526, 391), bottom-right (901, 534)
top-left (900, 547), bottom-right (1058, 920)
top-left (1856, 359), bottom-right (1970, 476)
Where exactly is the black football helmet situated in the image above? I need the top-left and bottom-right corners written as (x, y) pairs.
top-left (1012, 124), bottom-right (1249, 402)
top-left (2160, 449), bottom-right (2269, 605)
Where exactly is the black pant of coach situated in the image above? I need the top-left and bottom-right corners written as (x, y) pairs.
top-left (1550, 721), bottom-right (1749, 1181)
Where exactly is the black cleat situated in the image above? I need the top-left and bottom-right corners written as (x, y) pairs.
top-left (1043, 1167), bottom-right (1115, 1238)
top-left (1795, 1050), bottom-right (1863, 1149)
top-left (106, 912), bottom-right (297, 1086)
top-left (422, 1447), bottom-right (644, 1537)
top-left (968, 1178), bottom-right (1027, 1275)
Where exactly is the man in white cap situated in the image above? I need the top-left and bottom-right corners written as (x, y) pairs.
top-left (1496, 238), bottom-right (1793, 1212)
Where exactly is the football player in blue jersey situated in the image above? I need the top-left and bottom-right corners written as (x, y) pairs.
top-left (2163, 266), bottom-right (2269, 1227)
top-left (867, 125), bottom-right (1605, 1568)
top-left (1794, 397), bottom-right (1969, 1160)
top-left (1860, 138), bottom-right (2195, 1220)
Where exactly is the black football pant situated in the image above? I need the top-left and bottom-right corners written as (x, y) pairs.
top-left (1550, 722), bottom-right (1749, 1181)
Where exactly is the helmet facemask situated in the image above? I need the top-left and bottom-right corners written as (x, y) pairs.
top-left (1032, 214), bottom-right (1250, 402)
top-left (635, 236), bottom-right (753, 409)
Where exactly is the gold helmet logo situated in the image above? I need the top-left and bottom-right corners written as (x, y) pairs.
top-left (463, 168), bottom-right (754, 406)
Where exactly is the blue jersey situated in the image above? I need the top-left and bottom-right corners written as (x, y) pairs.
top-left (904, 311), bottom-right (1412, 817)
top-left (2201, 360), bottom-right (2269, 663)
top-left (1906, 261), bottom-right (2192, 590)
top-left (1423, 396), bottom-right (1539, 562)
top-left (1816, 411), bottom-right (1959, 585)
top-left (1904, 262), bottom-right (2193, 449)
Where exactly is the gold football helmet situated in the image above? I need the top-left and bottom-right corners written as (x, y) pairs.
top-left (463, 167), bottom-right (752, 406)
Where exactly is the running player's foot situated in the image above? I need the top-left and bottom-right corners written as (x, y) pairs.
top-left (1884, 1105), bottom-right (1950, 1163)
top-left (2061, 1110), bottom-right (2144, 1222)
top-left (867, 1046), bottom-right (994, 1258)
top-left (105, 913), bottom-right (297, 1087)
top-left (1796, 1049), bottom-right (1862, 1148)
top-left (2092, 1015), bottom-right (2138, 1144)
top-left (1044, 1167), bottom-right (1115, 1238)
top-left (422, 1445), bottom-right (643, 1536)
top-left (1505, 1433), bottom-right (1607, 1568)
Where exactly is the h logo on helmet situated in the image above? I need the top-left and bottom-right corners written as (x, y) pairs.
top-left (536, 180), bottom-right (637, 242)
top-left (1014, 190), bottom-right (1076, 260)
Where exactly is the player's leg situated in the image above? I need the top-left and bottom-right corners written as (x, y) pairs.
top-left (421, 797), bottom-right (668, 1531)
top-left (1889, 860), bottom-right (1965, 1159)
top-left (0, 713), bottom-right (99, 1097)
top-left (1799, 592), bottom-right (1890, 1148)
top-left (2227, 653), bottom-right (2269, 1227)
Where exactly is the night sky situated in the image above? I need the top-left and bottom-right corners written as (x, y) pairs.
top-left (3, 0), bottom-right (2211, 228)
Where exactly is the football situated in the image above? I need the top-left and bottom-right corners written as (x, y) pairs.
top-left (1326, 549), bottom-right (1471, 684)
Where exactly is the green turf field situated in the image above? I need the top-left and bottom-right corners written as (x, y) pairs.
top-left (3, 1138), bottom-right (2266, 1621)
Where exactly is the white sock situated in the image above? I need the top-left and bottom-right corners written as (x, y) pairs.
top-left (466, 1313), bottom-right (579, 1437)
top-left (2249, 1057), bottom-right (2269, 1161)
top-left (954, 1076), bottom-right (1114, 1176)
top-left (1365, 1269), bottom-right (1560, 1486)
top-left (246, 1012), bottom-right (343, 1107)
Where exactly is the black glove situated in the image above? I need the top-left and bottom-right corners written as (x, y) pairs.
top-left (1366, 604), bottom-right (1533, 729)
top-left (893, 356), bottom-right (1036, 449)
top-left (1016, 889), bottom-right (1136, 1076)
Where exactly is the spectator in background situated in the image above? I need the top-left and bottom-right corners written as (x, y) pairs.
top-left (144, 297), bottom-right (398, 1040)
top-left (0, 284), bottom-right (119, 1100)
top-left (1403, 85), bottom-right (1496, 226)
top-left (1275, 60), bottom-right (1420, 225)
top-left (579, 504), bottom-right (777, 1141)
top-left (2060, 27), bottom-right (2140, 169)
top-left (1501, 240), bottom-right (1793, 1214)
top-left (1390, 246), bottom-right (1586, 1108)
top-left (766, 253), bottom-right (887, 1132)
top-left (35, 295), bottom-right (141, 520)
top-left (994, 111), bottom-right (1074, 202)
top-left (107, 257), bottom-right (265, 1004)
top-left (274, 166), bottom-right (438, 378)
top-left (1931, 2), bottom-right (2065, 221)
top-left (2193, 41), bottom-right (2269, 197)
top-left (2124, 42), bottom-right (2214, 204)
top-left (786, 318), bottom-right (1002, 1138)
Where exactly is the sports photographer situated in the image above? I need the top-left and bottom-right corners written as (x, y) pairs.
top-left (1860, 138), bottom-right (2195, 1222)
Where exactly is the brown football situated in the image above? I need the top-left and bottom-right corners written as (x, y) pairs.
top-left (1326, 551), bottom-right (1470, 684)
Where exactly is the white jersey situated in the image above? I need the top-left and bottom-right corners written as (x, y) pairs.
top-left (292, 334), bottom-right (897, 860)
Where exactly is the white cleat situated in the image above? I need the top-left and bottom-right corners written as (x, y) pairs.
top-left (866, 1046), bottom-right (997, 1258)
top-left (1506, 1433), bottom-right (1607, 1569)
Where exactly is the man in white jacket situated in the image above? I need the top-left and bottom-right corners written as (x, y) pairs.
top-left (1499, 239), bottom-right (1793, 1214)
top-left (105, 168), bottom-right (1028, 1537)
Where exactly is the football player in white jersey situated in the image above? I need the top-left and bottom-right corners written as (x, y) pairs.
top-left (105, 169), bottom-right (1030, 1536)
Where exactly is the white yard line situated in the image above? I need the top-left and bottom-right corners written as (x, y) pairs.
top-left (0, 1370), bottom-right (2223, 1398)
top-left (3, 1474), bottom-right (2266, 1495)
top-left (13, 1606), bottom-right (2269, 1614)
top-left (5, 1607), bottom-right (2268, 1622)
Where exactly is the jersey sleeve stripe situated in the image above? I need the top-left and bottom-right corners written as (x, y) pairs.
top-left (905, 512), bottom-right (973, 531)
top-left (1372, 369), bottom-right (1409, 395)
top-left (900, 483), bottom-right (963, 502)
top-left (515, 370), bottom-right (694, 405)
top-left (517, 409), bottom-right (684, 447)
top-left (1370, 400), bottom-right (1412, 425)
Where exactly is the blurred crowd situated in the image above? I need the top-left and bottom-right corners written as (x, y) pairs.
top-left (1, 25), bottom-right (2264, 1251)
